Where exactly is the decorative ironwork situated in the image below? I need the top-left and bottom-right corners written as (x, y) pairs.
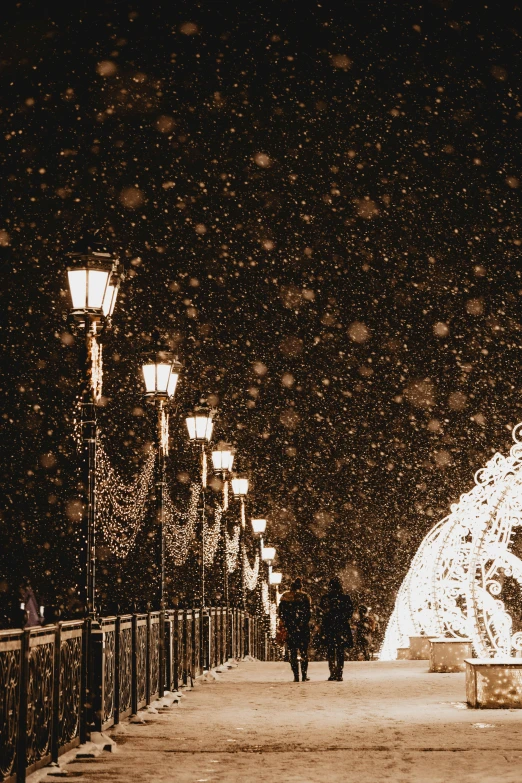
top-left (118, 624), bottom-right (133, 716)
top-left (0, 635), bottom-right (21, 780)
top-left (0, 608), bottom-right (274, 782)
top-left (26, 637), bottom-right (54, 767)
top-left (103, 628), bottom-right (116, 726)
top-left (58, 630), bottom-right (82, 747)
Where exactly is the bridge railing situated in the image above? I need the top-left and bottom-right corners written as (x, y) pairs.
top-left (0, 608), bottom-right (278, 783)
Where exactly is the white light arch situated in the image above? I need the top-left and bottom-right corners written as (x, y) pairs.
top-left (381, 423), bottom-right (522, 660)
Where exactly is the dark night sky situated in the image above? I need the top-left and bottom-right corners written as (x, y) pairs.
top-left (1, 0), bottom-right (522, 623)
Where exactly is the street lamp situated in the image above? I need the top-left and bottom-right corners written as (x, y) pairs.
top-left (186, 402), bottom-right (214, 661)
top-left (66, 241), bottom-right (123, 618)
top-left (142, 350), bottom-right (182, 698)
top-left (211, 442), bottom-right (235, 630)
top-left (142, 352), bottom-right (181, 401)
top-left (230, 473), bottom-right (249, 610)
top-left (211, 442), bottom-right (235, 510)
top-left (231, 475), bottom-right (249, 528)
top-left (269, 571), bottom-right (283, 632)
top-left (251, 518), bottom-right (267, 537)
top-left (67, 248), bottom-right (121, 327)
top-left (252, 519), bottom-right (267, 578)
top-left (262, 546), bottom-right (276, 566)
top-left (66, 238), bottom-right (123, 742)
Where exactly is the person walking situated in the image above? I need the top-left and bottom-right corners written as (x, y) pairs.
top-left (278, 577), bottom-right (311, 682)
top-left (317, 577), bottom-right (353, 681)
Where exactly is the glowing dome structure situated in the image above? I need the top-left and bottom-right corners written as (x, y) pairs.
top-left (381, 423), bottom-right (522, 660)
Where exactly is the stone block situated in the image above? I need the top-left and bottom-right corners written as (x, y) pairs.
top-left (429, 638), bottom-right (472, 672)
top-left (466, 658), bottom-right (522, 708)
top-left (409, 635), bottom-right (432, 660)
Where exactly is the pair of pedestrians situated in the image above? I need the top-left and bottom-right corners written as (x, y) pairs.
top-left (277, 576), bottom-right (353, 682)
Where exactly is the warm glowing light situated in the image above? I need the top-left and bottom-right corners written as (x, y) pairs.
top-left (66, 246), bottom-right (121, 322)
top-left (269, 571), bottom-right (282, 585)
top-left (381, 421), bottom-right (522, 661)
top-left (252, 518), bottom-right (267, 536)
top-left (231, 476), bottom-right (249, 497)
top-left (186, 407), bottom-right (214, 443)
top-left (142, 355), bottom-right (182, 399)
top-left (262, 546), bottom-right (276, 563)
top-left (211, 443), bottom-right (235, 474)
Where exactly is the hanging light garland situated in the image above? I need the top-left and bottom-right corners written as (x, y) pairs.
top-left (203, 504), bottom-right (223, 568)
top-left (160, 407), bottom-right (169, 456)
top-left (164, 482), bottom-right (201, 566)
top-left (226, 526), bottom-right (240, 573)
top-left (97, 439), bottom-right (156, 559)
top-left (242, 545), bottom-right (260, 591)
top-left (269, 601), bottom-right (277, 638)
top-left (381, 421), bottom-right (522, 660)
top-left (88, 333), bottom-right (103, 404)
top-left (261, 581), bottom-right (270, 615)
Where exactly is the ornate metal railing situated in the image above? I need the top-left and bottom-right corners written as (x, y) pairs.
top-left (0, 608), bottom-right (277, 782)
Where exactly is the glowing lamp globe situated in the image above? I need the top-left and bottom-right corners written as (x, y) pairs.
top-left (251, 519), bottom-right (267, 536)
top-left (231, 475), bottom-right (249, 498)
top-left (262, 546), bottom-right (276, 564)
top-left (211, 442), bottom-right (235, 475)
top-left (270, 571), bottom-right (282, 586)
top-left (66, 242), bottom-right (122, 323)
top-left (186, 404), bottom-right (214, 444)
top-left (142, 353), bottom-right (182, 401)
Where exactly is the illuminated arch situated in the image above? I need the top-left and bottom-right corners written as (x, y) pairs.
top-left (381, 423), bottom-right (522, 660)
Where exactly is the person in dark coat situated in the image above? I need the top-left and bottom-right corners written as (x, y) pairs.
top-left (278, 577), bottom-right (311, 682)
top-left (318, 577), bottom-right (353, 681)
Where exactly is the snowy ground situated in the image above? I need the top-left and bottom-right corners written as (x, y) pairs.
top-left (33, 660), bottom-right (522, 783)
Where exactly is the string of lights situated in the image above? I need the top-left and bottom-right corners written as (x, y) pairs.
top-left (226, 526), bottom-right (240, 573)
top-left (160, 408), bottom-right (169, 456)
top-left (381, 421), bottom-right (522, 660)
top-left (242, 545), bottom-right (260, 591)
top-left (164, 482), bottom-right (200, 566)
top-left (203, 504), bottom-right (223, 568)
top-left (261, 581), bottom-right (270, 615)
top-left (97, 440), bottom-right (156, 559)
top-left (89, 333), bottom-right (103, 404)
top-left (269, 601), bottom-right (277, 637)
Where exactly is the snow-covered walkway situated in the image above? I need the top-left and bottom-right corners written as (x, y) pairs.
top-left (36, 660), bottom-right (522, 783)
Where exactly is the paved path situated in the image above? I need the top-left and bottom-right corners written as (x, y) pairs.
top-left (37, 660), bottom-right (522, 783)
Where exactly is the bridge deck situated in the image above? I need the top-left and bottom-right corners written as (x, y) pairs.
top-left (33, 660), bottom-right (522, 783)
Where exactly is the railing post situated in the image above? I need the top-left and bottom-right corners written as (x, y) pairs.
top-left (51, 622), bottom-right (62, 763)
top-left (16, 628), bottom-right (30, 783)
top-left (182, 610), bottom-right (188, 686)
top-left (90, 621), bottom-right (104, 733)
top-left (146, 612), bottom-right (151, 705)
top-left (131, 614), bottom-right (138, 716)
top-left (114, 615), bottom-right (121, 725)
top-left (164, 613), bottom-right (172, 693)
top-left (173, 611), bottom-right (179, 692)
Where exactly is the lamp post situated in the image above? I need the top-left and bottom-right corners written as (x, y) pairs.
top-left (66, 239), bottom-right (122, 741)
top-left (251, 518), bottom-right (268, 638)
top-left (211, 443), bottom-right (235, 626)
top-left (185, 404), bottom-right (214, 607)
top-left (231, 474), bottom-right (249, 609)
top-left (142, 350), bottom-right (182, 697)
top-left (186, 403), bottom-right (214, 671)
top-left (269, 570), bottom-right (283, 606)
top-left (211, 442), bottom-right (235, 510)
